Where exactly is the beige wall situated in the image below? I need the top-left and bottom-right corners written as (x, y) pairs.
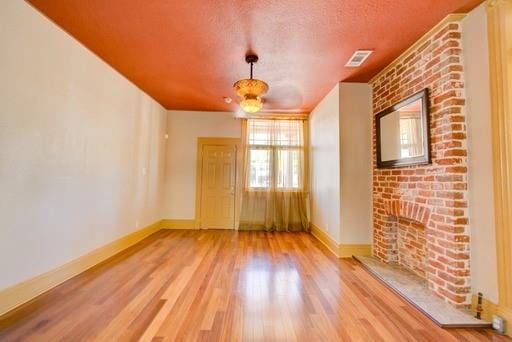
top-left (339, 83), bottom-right (373, 244)
top-left (310, 82), bottom-right (373, 244)
top-left (309, 84), bottom-right (342, 242)
top-left (162, 110), bottom-right (241, 219)
top-left (0, 1), bottom-right (167, 290)
top-left (462, 4), bottom-right (499, 303)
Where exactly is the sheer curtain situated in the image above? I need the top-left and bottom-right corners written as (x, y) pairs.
top-left (239, 119), bottom-right (309, 231)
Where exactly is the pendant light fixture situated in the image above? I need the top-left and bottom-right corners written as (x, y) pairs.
top-left (233, 54), bottom-right (269, 113)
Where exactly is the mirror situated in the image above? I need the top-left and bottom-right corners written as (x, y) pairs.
top-left (376, 89), bottom-right (430, 168)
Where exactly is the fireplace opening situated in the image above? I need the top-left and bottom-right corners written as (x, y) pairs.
top-left (396, 217), bottom-right (427, 278)
top-left (375, 199), bottom-right (471, 306)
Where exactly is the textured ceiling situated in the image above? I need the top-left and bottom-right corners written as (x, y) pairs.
top-left (27, 0), bottom-right (482, 113)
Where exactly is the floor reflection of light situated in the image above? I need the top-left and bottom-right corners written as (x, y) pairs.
top-left (241, 259), bottom-right (304, 312)
top-left (243, 267), bottom-right (270, 308)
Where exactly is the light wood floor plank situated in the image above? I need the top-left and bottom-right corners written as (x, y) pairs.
top-left (0, 230), bottom-right (507, 341)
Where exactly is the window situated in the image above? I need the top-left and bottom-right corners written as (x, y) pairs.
top-left (246, 119), bottom-right (304, 190)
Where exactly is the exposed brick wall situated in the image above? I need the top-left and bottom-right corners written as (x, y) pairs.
top-left (372, 21), bottom-right (471, 306)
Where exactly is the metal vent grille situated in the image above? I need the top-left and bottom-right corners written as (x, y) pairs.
top-left (345, 50), bottom-right (373, 67)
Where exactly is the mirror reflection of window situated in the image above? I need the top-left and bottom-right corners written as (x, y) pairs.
top-left (379, 98), bottom-right (424, 162)
top-left (380, 111), bottom-right (401, 161)
top-left (399, 99), bottom-right (424, 158)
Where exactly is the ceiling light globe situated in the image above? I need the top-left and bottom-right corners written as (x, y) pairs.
top-left (240, 96), bottom-right (263, 113)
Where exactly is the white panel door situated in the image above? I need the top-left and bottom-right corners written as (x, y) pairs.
top-left (200, 145), bottom-right (236, 229)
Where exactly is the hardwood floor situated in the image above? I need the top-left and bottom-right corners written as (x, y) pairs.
top-left (0, 230), bottom-right (507, 341)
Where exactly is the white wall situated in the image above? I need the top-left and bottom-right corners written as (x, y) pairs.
top-left (462, 4), bottom-right (499, 303)
top-left (0, 1), bottom-right (167, 290)
top-left (339, 83), bottom-right (373, 244)
top-left (309, 84), bottom-right (341, 242)
top-left (162, 110), bottom-right (241, 219)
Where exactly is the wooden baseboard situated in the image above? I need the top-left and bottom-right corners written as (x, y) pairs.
top-left (471, 294), bottom-right (512, 336)
top-left (472, 294), bottom-right (499, 322)
top-left (310, 223), bottom-right (372, 258)
top-left (339, 244), bottom-right (372, 258)
top-left (159, 219), bottom-right (197, 229)
top-left (310, 223), bottom-right (339, 256)
top-left (0, 220), bottom-right (162, 316)
top-left (496, 306), bottom-right (512, 336)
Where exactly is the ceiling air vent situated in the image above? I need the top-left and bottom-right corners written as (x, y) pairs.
top-left (345, 50), bottom-right (373, 67)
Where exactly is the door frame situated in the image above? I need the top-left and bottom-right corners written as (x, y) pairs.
top-left (487, 0), bottom-right (512, 330)
top-left (195, 137), bottom-right (242, 230)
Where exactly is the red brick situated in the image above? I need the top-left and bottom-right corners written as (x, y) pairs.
top-left (372, 20), bottom-right (469, 306)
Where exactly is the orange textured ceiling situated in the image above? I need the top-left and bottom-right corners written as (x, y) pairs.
top-left (27, 0), bottom-right (482, 113)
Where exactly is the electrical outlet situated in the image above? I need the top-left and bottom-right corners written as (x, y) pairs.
top-left (492, 315), bottom-right (506, 334)
top-left (135, 220), bottom-right (139, 228)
